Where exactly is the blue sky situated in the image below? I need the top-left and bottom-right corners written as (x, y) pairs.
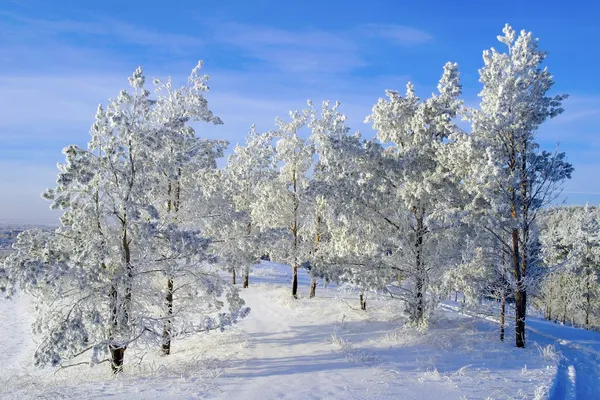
top-left (1, 0), bottom-right (599, 224)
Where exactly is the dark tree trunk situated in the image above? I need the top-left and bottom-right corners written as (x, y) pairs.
top-left (309, 278), bottom-right (317, 298)
top-left (500, 293), bottom-right (506, 342)
top-left (360, 293), bottom-right (367, 311)
top-left (232, 269), bottom-right (236, 285)
top-left (511, 225), bottom-right (525, 348)
top-left (243, 271), bottom-right (249, 288)
top-left (517, 129), bottom-right (530, 349)
top-left (416, 276), bottom-right (425, 315)
top-left (414, 211), bottom-right (425, 324)
top-left (161, 277), bottom-right (174, 355)
top-left (515, 286), bottom-right (526, 348)
top-left (547, 278), bottom-right (553, 321)
top-left (585, 278), bottom-right (591, 329)
top-left (291, 168), bottom-right (299, 299)
top-left (292, 264), bottom-right (298, 298)
top-left (122, 224), bottom-right (133, 327)
top-left (454, 291), bottom-right (458, 302)
top-left (110, 345), bottom-right (125, 374)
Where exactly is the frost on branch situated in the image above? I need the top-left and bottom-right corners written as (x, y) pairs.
top-left (1, 61), bottom-right (247, 372)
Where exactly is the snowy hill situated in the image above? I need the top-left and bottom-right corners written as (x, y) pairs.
top-left (2, 261), bottom-right (598, 399)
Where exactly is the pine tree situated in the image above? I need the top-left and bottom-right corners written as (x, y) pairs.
top-left (462, 25), bottom-right (573, 347)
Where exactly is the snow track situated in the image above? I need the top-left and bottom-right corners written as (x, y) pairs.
top-left (441, 300), bottom-right (600, 399)
top-left (542, 335), bottom-right (600, 400)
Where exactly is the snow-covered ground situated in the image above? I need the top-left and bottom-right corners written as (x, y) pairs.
top-left (1, 261), bottom-right (597, 399)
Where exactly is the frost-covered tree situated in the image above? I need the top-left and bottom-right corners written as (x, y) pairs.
top-left (146, 62), bottom-right (230, 356)
top-left (304, 101), bottom-right (353, 298)
top-left (248, 112), bottom-right (313, 298)
top-left (308, 64), bottom-right (465, 324)
top-left (242, 101), bottom-right (352, 299)
top-left (206, 127), bottom-right (279, 289)
top-left (571, 204), bottom-right (600, 328)
top-left (539, 205), bottom-right (600, 329)
top-left (362, 62), bottom-right (465, 326)
top-left (456, 25), bottom-right (573, 347)
top-left (0, 63), bottom-right (248, 372)
top-left (444, 228), bottom-right (513, 340)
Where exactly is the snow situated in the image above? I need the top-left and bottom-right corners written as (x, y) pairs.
top-left (525, 318), bottom-right (600, 399)
top-left (1, 261), bottom-right (599, 399)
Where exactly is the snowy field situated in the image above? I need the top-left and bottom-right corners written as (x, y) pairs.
top-left (1, 261), bottom-right (599, 399)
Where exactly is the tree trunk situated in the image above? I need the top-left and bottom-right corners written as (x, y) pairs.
top-left (110, 346), bottom-right (125, 374)
top-left (547, 278), bottom-right (553, 321)
top-left (291, 168), bottom-right (299, 299)
top-left (500, 293), bottom-right (506, 342)
top-left (585, 277), bottom-right (591, 329)
top-left (413, 211), bottom-right (425, 324)
top-left (454, 291), bottom-right (458, 302)
top-left (310, 198), bottom-right (323, 300)
top-left (232, 269), bottom-right (236, 285)
top-left (360, 293), bottom-right (367, 311)
top-left (161, 178), bottom-right (179, 356)
top-left (292, 264), bottom-right (298, 298)
top-left (161, 277), bottom-right (174, 355)
top-left (517, 126), bottom-right (530, 349)
top-left (122, 223), bottom-right (133, 328)
top-left (309, 278), bottom-right (317, 298)
top-left (511, 225), bottom-right (525, 348)
top-left (109, 284), bottom-right (125, 373)
top-left (515, 285), bottom-right (526, 348)
top-left (243, 270), bottom-right (249, 289)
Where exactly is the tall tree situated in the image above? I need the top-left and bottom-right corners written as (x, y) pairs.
top-left (363, 62), bottom-right (465, 326)
top-left (147, 62), bottom-right (228, 356)
top-left (462, 25), bottom-right (573, 347)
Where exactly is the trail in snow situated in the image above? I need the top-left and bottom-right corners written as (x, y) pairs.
top-left (527, 319), bottom-right (600, 400)
top-left (441, 299), bottom-right (600, 399)
top-left (214, 282), bottom-right (463, 400)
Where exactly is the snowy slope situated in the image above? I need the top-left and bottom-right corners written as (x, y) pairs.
top-left (1, 261), bottom-right (592, 399)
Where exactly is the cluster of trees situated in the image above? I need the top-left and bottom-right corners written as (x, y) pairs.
top-left (0, 24), bottom-right (578, 374)
top-left (0, 64), bottom-right (250, 373)
top-left (536, 205), bottom-right (600, 330)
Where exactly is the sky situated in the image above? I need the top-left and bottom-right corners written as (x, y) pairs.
top-left (1, 0), bottom-right (599, 224)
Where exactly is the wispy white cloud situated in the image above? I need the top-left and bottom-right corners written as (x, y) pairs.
top-left (210, 22), bottom-right (366, 74)
top-left (207, 21), bottom-right (433, 74)
top-left (0, 11), bottom-right (204, 55)
top-left (550, 95), bottom-right (600, 124)
top-left (0, 75), bottom-right (124, 133)
top-left (361, 24), bottom-right (433, 46)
